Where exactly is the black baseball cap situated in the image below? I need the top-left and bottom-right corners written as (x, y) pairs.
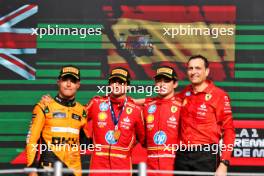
top-left (154, 66), bottom-right (177, 81)
top-left (108, 67), bottom-right (130, 82)
top-left (58, 65), bottom-right (80, 80)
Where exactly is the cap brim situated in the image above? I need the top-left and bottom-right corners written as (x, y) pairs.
top-left (154, 73), bottom-right (177, 80)
top-left (60, 73), bottom-right (80, 80)
top-left (108, 75), bottom-right (127, 82)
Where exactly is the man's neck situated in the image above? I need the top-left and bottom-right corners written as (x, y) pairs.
top-left (56, 94), bottom-right (76, 107)
top-left (192, 81), bottom-right (208, 93)
top-left (58, 93), bottom-right (75, 101)
top-left (110, 94), bottom-right (126, 100)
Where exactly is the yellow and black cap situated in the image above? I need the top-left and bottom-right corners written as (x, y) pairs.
top-left (108, 67), bottom-right (130, 83)
top-left (154, 66), bottom-right (177, 81)
top-left (58, 65), bottom-right (80, 80)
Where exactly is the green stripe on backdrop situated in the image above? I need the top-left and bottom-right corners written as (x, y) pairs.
top-left (0, 112), bottom-right (31, 121)
top-left (37, 42), bottom-right (102, 49)
top-left (36, 62), bottom-right (101, 66)
top-left (233, 113), bottom-right (264, 119)
top-left (229, 92), bottom-right (264, 100)
top-left (0, 148), bottom-right (24, 163)
top-left (0, 121), bottom-right (29, 134)
top-left (235, 44), bottom-right (264, 50)
top-left (235, 71), bottom-right (264, 78)
top-left (36, 69), bottom-right (101, 78)
top-left (0, 136), bottom-right (26, 141)
top-left (236, 25), bottom-right (264, 30)
top-left (235, 63), bottom-right (264, 68)
top-left (236, 35), bottom-right (264, 42)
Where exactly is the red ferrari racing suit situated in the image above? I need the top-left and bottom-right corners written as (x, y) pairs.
top-left (143, 96), bottom-right (181, 176)
top-left (85, 96), bottom-right (145, 176)
top-left (178, 80), bottom-right (235, 161)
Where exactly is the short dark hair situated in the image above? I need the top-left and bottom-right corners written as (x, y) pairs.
top-left (187, 55), bottom-right (209, 68)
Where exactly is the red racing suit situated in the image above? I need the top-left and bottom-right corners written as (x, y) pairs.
top-left (178, 80), bottom-right (235, 161)
top-left (143, 96), bottom-right (181, 176)
top-left (85, 96), bottom-right (145, 176)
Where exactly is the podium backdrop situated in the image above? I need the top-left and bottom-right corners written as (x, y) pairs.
top-left (0, 0), bottom-right (264, 173)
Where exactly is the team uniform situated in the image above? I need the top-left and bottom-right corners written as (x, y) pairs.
top-left (26, 96), bottom-right (88, 176)
top-left (143, 96), bottom-right (181, 176)
top-left (85, 96), bottom-right (145, 176)
top-left (175, 80), bottom-right (235, 172)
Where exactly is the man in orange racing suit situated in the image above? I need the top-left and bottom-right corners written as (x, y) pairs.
top-left (26, 66), bottom-right (89, 176)
top-left (143, 66), bottom-right (181, 176)
top-left (85, 67), bottom-right (145, 176)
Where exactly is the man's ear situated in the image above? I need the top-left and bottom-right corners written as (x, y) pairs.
top-left (205, 68), bottom-right (210, 77)
top-left (76, 81), bottom-right (81, 89)
top-left (173, 81), bottom-right (178, 89)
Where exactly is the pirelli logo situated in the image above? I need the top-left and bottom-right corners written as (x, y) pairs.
top-left (62, 67), bottom-right (79, 74)
top-left (157, 68), bottom-right (173, 74)
top-left (112, 69), bottom-right (128, 76)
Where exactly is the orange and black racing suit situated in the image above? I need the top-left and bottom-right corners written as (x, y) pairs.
top-left (26, 95), bottom-right (88, 176)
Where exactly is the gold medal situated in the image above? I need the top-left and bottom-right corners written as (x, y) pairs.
top-left (114, 130), bottom-right (121, 140)
top-left (171, 106), bottom-right (178, 113)
top-left (205, 94), bottom-right (212, 101)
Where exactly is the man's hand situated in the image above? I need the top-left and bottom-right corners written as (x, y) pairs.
top-left (29, 172), bottom-right (38, 176)
top-left (215, 163), bottom-right (227, 176)
top-left (40, 94), bottom-right (52, 106)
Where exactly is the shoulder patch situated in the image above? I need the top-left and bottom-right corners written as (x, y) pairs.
top-left (44, 106), bottom-right (50, 113)
top-left (82, 109), bottom-right (87, 118)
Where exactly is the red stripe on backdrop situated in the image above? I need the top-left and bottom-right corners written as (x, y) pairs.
top-left (203, 6), bottom-right (236, 23)
top-left (234, 120), bottom-right (264, 129)
top-left (117, 5), bottom-right (235, 23)
top-left (231, 158), bottom-right (264, 166)
top-left (108, 61), bottom-right (232, 81)
top-left (0, 4), bottom-right (36, 26)
top-left (0, 33), bottom-right (36, 48)
top-left (0, 54), bottom-right (35, 76)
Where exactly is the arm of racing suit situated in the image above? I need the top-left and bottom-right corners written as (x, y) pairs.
top-left (26, 104), bottom-right (46, 167)
top-left (135, 109), bottom-right (145, 146)
top-left (216, 93), bottom-right (235, 161)
top-left (83, 98), bottom-right (95, 143)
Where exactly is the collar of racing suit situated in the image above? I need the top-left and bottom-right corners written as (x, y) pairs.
top-left (54, 95), bottom-right (76, 107)
top-left (109, 96), bottom-right (126, 108)
top-left (155, 95), bottom-right (175, 104)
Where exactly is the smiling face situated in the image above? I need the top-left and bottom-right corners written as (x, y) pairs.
top-left (187, 58), bottom-right (209, 85)
top-left (155, 76), bottom-right (177, 98)
top-left (57, 75), bottom-right (80, 99)
top-left (109, 77), bottom-right (128, 97)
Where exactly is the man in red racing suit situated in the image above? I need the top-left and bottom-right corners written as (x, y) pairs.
top-left (143, 66), bottom-right (181, 176)
top-left (85, 67), bottom-right (145, 176)
top-left (174, 55), bottom-right (235, 176)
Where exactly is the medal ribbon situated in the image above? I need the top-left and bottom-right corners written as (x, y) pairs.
top-left (108, 97), bottom-right (127, 127)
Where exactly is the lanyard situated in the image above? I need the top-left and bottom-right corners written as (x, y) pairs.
top-left (108, 97), bottom-right (127, 127)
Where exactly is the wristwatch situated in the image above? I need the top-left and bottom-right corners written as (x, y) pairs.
top-left (220, 159), bottom-right (230, 167)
